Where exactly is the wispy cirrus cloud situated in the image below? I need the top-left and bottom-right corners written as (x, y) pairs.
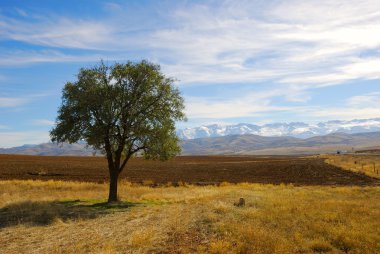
top-left (0, 131), bottom-right (50, 148)
top-left (280, 92), bottom-right (380, 121)
top-left (346, 92), bottom-right (380, 107)
top-left (31, 119), bottom-right (55, 126)
top-left (0, 50), bottom-right (104, 66)
top-left (305, 107), bottom-right (380, 120)
top-left (2, 0), bottom-right (380, 90)
top-left (0, 93), bottom-right (50, 108)
top-left (1, 0), bottom-right (380, 132)
top-left (0, 124), bottom-right (10, 130)
top-left (184, 89), bottom-right (306, 118)
top-left (1, 15), bottom-right (115, 50)
top-left (0, 97), bottom-right (28, 108)
top-left (169, 0), bottom-right (380, 87)
top-left (185, 89), bottom-right (380, 121)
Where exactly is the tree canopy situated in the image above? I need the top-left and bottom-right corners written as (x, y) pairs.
top-left (50, 60), bottom-right (186, 202)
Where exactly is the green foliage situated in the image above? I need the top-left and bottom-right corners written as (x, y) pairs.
top-left (50, 60), bottom-right (186, 172)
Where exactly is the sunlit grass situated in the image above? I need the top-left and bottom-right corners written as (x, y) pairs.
top-left (324, 154), bottom-right (380, 179)
top-left (0, 180), bottom-right (379, 253)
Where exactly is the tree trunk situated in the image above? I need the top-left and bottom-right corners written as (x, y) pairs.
top-left (108, 170), bottom-right (119, 203)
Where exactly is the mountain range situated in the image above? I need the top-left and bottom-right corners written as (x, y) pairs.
top-left (1, 131), bottom-right (380, 156)
top-left (181, 132), bottom-right (380, 155)
top-left (0, 143), bottom-right (97, 156)
top-left (176, 118), bottom-right (380, 139)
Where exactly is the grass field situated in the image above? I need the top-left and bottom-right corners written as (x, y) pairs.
top-left (324, 154), bottom-right (380, 179)
top-left (1, 155), bottom-right (379, 253)
top-left (1, 180), bottom-right (379, 254)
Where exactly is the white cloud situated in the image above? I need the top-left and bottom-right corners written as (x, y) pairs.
top-left (185, 89), bottom-right (301, 118)
top-left (0, 131), bottom-right (50, 148)
top-left (32, 119), bottom-right (55, 126)
top-left (0, 94), bottom-right (50, 108)
top-left (340, 58), bottom-right (380, 80)
top-left (0, 124), bottom-right (9, 130)
top-left (1, 15), bottom-right (115, 50)
top-left (1, 0), bottom-right (379, 89)
top-left (346, 92), bottom-right (380, 107)
top-left (0, 50), bottom-right (104, 66)
top-left (307, 107), bottom-right (380, 120)
top-left (150, 0), bottom-right (380, 88)
top-left (0, 97), bottom-right (28, 108)
top-left (184, 89), bottom-right (380, 122)
top-left (270, 0), bottom-right (380, 25)
top-left (2, 0), bottom-right (380, 125)
top-left (14, 8), bottom-right (28, 17)
top-left (286, 92), bottom-right (380, 121)
top-left (104, 2), bottom-right (123, 12)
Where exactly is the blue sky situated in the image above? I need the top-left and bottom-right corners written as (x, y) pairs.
top-left (1, 0), bottom-right (380, 147)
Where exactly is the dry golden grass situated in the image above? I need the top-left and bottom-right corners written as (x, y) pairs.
top-left (0, 180), bottom-right (379, 253)
top-left (324, 154), bottom-right (380, 179)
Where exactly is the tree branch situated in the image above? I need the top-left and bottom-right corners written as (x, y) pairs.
top-left (119, 145), bottom-right (146, 173)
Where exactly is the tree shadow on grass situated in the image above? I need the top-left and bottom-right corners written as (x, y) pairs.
top-left (0, 200), bottom-right (139, 228)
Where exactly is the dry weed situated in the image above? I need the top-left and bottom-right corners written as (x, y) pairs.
top-left (0, 180), bottom-right (379, 253)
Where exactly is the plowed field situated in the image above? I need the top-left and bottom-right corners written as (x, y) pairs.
top-left (0, 155), bottom-right (378, 186)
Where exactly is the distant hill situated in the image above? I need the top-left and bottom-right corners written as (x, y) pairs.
top-left (177, 118), bottom-right (380, 139)
top-left (180, 132), bottom-right (380, 155)
top-left (1, 132), bottom-right (380, 156)
top-left (0, 143), bottom-right (98, 156)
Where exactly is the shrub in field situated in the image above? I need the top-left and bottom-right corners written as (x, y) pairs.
top-left (309, 239), bottom-right (333, 253)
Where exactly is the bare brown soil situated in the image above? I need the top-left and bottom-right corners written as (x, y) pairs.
top-left (0, 154), bottom-right (378, 186)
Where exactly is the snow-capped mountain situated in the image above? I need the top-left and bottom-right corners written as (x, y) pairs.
top-left (177, 118), bottom-right (380, 140)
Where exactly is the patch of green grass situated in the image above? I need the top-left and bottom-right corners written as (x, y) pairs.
top-left (61, 198), bottom-right (172, 212)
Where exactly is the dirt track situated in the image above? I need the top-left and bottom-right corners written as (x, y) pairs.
top-left (0, 155), bottom-right (378, 186)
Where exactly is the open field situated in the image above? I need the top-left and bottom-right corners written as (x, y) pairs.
top-left (1, 155), bottom-right (379, 253)
top-left (324, 154), bottom-right (380, 179)
top-left (0, 180), bottom-right (379, 253)
top-left (355, 149), bottom-right (380, 154)
top-left (0, 155), bottom-right (379, 186)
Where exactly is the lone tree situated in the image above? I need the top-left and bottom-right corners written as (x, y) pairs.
top-left (50, 60), bottom-right (186, 202)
